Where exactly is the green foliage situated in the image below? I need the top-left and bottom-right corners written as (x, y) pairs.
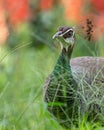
top-left (0, 9), bottom-right (104, 129)
top-left (0, 44), bottom-right (104, 130)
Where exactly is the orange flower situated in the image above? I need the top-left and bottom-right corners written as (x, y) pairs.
top-left (61, 0), bottom-right (84, 22)
top-left (4, 0), bottom-right (30, 25)
top-left (40, 0), bottom-right (53, 11)
top-left (0, 1), bottom-right (8, 44)
top-left (91, 0), bottom-right (104, 14)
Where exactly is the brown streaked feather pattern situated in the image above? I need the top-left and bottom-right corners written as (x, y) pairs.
top-left (44, 57), bottom-right (104, 98)
top-left (71, 56), bottom-right (104, 84)
top-left (44, 56), bottom-right (104, 127)
top-left (70, 57), bottom-right (104, 118)
top-left (43, 23), bottom-right (104, 128)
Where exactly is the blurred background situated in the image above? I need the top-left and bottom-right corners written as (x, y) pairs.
top-left (0, 0), bottom-right (104, 129)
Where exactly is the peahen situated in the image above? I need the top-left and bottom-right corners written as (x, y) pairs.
top-left (43, 26), bottom-right (104, 128)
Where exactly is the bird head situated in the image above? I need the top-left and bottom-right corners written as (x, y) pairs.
top-left (53, 26), bottom-right (75, 50)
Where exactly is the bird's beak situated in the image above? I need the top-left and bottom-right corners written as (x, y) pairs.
top-left (52, 31), bottom-right (62, 39)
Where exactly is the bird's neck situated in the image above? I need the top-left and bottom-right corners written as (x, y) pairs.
top-left (53, 45), bottom-right (73, 75)
top-left (47, 45), bottom-right (77, 119)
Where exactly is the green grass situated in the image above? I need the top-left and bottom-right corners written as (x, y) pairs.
top-left (0, 44), bottom-right (104, 130)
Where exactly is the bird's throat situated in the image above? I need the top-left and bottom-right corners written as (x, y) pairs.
top-left (53, 47), bottom-right (72, 76)
top-left (58, 36), bottom-right (74, 51)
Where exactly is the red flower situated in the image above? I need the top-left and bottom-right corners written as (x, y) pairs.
top-left (4, 0), bottom-right (30, 25)
top-left (61, 0), bottom-right (84, 22)
top-left (40, 0), bottom-right (53, 11)
top-left (91, 0), bottom-right (104, 14)
top-left (0, 1), bottom-right (8, 44)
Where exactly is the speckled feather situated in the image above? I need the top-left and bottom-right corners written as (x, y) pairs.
top-left (44, 25), bottom-right (104, 128)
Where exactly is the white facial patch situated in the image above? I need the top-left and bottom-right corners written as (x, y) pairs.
top-left (64, 37), bottom-right (74, 45)
top-left (63, 29), bottom-right (75, 44)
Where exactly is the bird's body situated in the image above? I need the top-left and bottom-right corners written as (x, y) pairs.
top-left (44, 47), bottom-right (78, 128)
top-left (71, 56), bottom-right (104, 85)
top-left (43, 26), bottom-right (104, 128)
top-left (71, 57), bottom-right (104, 120)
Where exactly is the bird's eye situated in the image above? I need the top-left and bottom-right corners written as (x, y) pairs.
top-left (68, 30), bottom-right (73, 36)
top-left (63, 30), bottom-right (73, 39)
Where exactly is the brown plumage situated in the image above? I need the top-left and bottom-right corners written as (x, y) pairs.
top-left (43, 26), bottom-right (104, 128)
top-left (71, 57), bottom-right (104, 84)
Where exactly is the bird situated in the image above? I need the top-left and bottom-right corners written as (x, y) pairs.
top-left (43, 26), bottom-right (104, 128)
